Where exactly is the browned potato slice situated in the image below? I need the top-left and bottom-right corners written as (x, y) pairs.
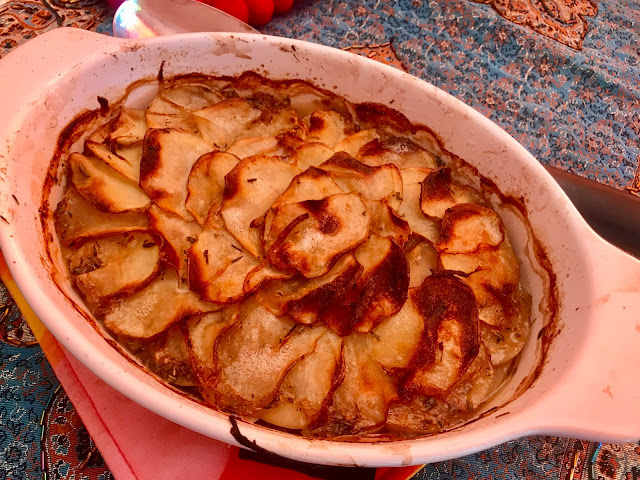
top-left (113, 142), bottom-right (143, 183)
top-left (363, 200), bottom-right (411, 248)
top-left (268, 193), bottom-right (371, 278)
top-left (334, 129), bottom-right (379, 157)
top-left (70, 153), bottom-right (151, 213)
top-left (185, 308), bottom-right (238, 384)
top-left (226, 137), bottom-right (291, 159)
top-left (188, 218), bottom-right (260, 303)
top-left (304, 110), bottom-right (356, 148)
top-left (401, 275), bottom-right (479, 398)
top-left (185, 152), bottom-right (240, 226)
top-left (148, 205), bottom-right (202, 282)
top-left (104, 269), bottom-right (220, 339)
top-left (108, 107), bottom-right (147, 145)
top-left (480, 292), bottom-right (529, 365)
top-left (139, 128), bottom-right (213, 220)
top-left (321, 236), bottom-right (409, 334)
top-left (260, 330), bottom-right (342, 430)
top-left (397, 168), bottom-right (440, 244)
top-left (54, 187), bottom-right (148, 246)
top-left (243, 263), bottom-right (294, 294)
top-left (194, 97), bottom-right (298, 150)
top-left (69, 232), bottom-right (160, 305)
top-left (257, 254), bottom-right (362, 325)
top-left (161, 83), bottom-right (225, 110)
top-left (291, 142), bottom-right (335, 171)
top-left (445, 343), bottom-right (494, 411)
top-left (319, 152), bottom-right (403, 209)
top-left (357, 137), bottom-right (438, 169)
top-left (220, 155), bottom-right (298, 257)
top-left (86, 141), bottom-right (139, 183)
top-left (214, 300), bottom-right (325, 415)
top-left (371, 296), bottom-right (424, 369)
top-left (406, 240), bottom-right (439, 288)
top-left (437, 204), bottom-right (520, 327)
top-left (420, 167), bottom-right (484, 220)
top-left (319, 333), bottom-right (396, 435)
top-left (142, 325), bottom-right (196, 387)
top-left (263, 168), bottom-right (343, 249)
top-left (437, 204), bottom-right (504, 254)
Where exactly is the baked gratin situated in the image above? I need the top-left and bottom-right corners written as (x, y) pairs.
top-left (52, 72), bottom-right (530, 440)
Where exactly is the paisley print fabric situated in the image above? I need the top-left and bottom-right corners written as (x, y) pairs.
top-left (1, 0), bottom-right (639, 478)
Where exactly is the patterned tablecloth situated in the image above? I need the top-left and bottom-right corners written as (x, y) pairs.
top-left (1, 0), bottom-right (639, 479)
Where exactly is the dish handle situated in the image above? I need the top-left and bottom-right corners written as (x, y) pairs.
top-left (528, 236), bottom-right (640, 443)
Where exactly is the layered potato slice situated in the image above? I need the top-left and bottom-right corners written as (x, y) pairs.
top-left (68, 232), bottom-right (160, 305)
top-left (188, 216), bottom-right (260, 304)
top-left (357, 137), bottom-right (438, 169)
top-left (291, 142), bottom-right (335, 171)
top-left (317, 333), bottom-right (397, 435)
top-left (139, 128), bottom-right (213, 219)
top-left (260, 330), bottom-right (343, 430)
top-left (304, 110), bottom-right (356, 148)
top-left (54, 187), bottom-right (148, 247)
top-left (108, 107), bottom-right (147, 146)
top-left (401, 275), bottom-right (479, 397)
top-left (103, 269), bottom-right (220, 338)
top-left (420, 167), bottom-right (484, 220)
top-left (226, 136), bottom-right (291, 159)
top-left (147, 205), bottom-right (202, 282)
top-left (70, 152), bottom-right (151, 213)
top-left (397, 168), bottom-right (440, 244)
top-left (85, 141), bottom-right (140, 183)
top-left (194, 96), bottom-right (299, 150)
top-left (405, 239), bottom-right (439, 288)
top-left (363, 199), bottom-right (411, 248)
top-left (141, 325), bottom-right (196, 387)
top-left (268, 193), bottom-right (371, 278)
top-left (220, 155), bottom-right (299, 258)
top-left (146, 83), bottom-right (225, 132)
top-left (213, 300), bottom-right (325, 415)
top-left (437, 204), bottom-right (521, 328)
top-left (334, 129), bottom-right (379, 157)
top-left (319, 152), bottom-right (403, 210)
top-left (185, 152), bottom-right (239, 226)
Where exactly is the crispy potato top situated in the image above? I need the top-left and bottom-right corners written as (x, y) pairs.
top-left (52, 72), bottom-right (529, 440)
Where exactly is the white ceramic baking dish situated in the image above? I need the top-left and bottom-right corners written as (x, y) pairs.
top-left (0, 28), bottom-right (639, 467)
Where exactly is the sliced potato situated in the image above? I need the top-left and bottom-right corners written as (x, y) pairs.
top-left (54, 187), bottom-right (148, 246)
top-left (480, 288), bottom-right (529, 365)
top-left (85, 141), bottom-right (139, 183)
top-left (269, 193), bottom-right (371, 278)
top-left (357, 137), bottom-right (438, 169)
top-left (69, 232), bottom-right (160, 305)
top-left (148, 205), bottom-right (202, 282)
top-left (263, 168), bottom-right (343, 249)
top-left (185, 152), bottom-right (240, 225)
top-left (185, 308), bottom-right (238, 384)
top-left (321, 236), bottom-right (408, 334)
top-left (363, 199), bottom-right (411, 248)
top-left (419, 167), bottom-right (484, 219)
top-left (401, 275), bottom-right (479, 397)
top-left (114, 142), bottom-right (144, 182)
top-left (371, 296), bottom-right (424, 369)
top-left (291, 142), bottom-right (335, 171)
top-left (437, 204), bottom-right (504, 254)
top-left (103, 269), bottom-right (220, 338)
top-left (405, 240), bottom-right (439, 288)
top-left (220, 155), bottom-right (298, 257)
top-left (143, 325), bottom-right (196, 386)
top-left (108, 107), bottom-right (147, 145)
top-left (319, 152), bottom-right (403, 209)
top-left (188, 217), bottom-right (260, 303)
top-left (304, 110), bottom-right (356, 148)
top-left (214, 300), bottom-right (325, 414)
top-left (319, 333), bottom-right (396, 435)
top-left (397, 168), bottom-right (439, 244)
top-left (243, 263), bottom-right (294, 294)
top-left (70, 152), bottom-right (151, 213)
top-left (334, 129), bottom-right (379, 157)
top-left (260, 330), bottom-right (343, 430)
top-left (226, 136), bottom-right (289, 159)
top-left (139, 128), bottom-right (213, 220)
top-left (445, 343), bottom-right (494, 411)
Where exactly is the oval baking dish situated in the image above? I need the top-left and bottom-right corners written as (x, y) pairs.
top-left (0, 28), bottom-right (638, 467)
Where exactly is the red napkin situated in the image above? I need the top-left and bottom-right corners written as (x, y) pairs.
top-left (0, 252), bottom-right (422, 480)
